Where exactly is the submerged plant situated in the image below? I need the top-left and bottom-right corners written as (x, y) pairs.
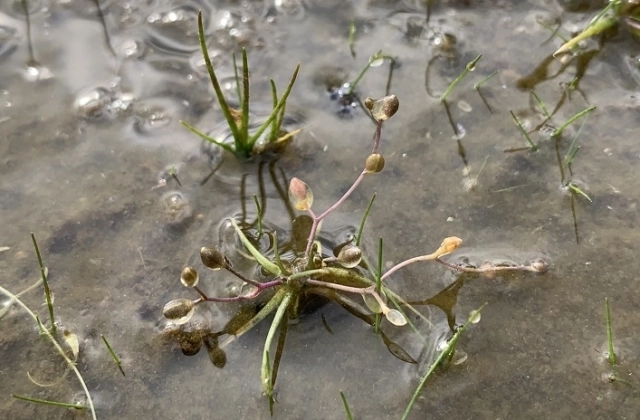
top-left (181, 11), bottom-right (300, 159)
top-left (554, 1), bottom-right (640, 56)
top-left (162, 93), bottom-right (546, 413)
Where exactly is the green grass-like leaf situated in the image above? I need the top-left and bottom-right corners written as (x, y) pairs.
top-left (401, 303), bottom-right (487, 420)
top-left (231, 219), bottom-right (281, 275)
top-left (12, 394), bottom-right (85, 410)
top-left (340, 391), bottom-right (354, 420)
top-left (509, 110), bottom-right (538, 151)
top-left (31, 233), bottom-right (55, 334)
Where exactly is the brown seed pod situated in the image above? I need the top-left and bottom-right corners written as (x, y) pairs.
top-left (365, 153), bottom-right (385, 173)
top-left (163, 299), bottom-right (195, 323)
top-left (180, 266), bottom-right (199, 288)
top-left (337, 246), bottom-right (363, 268)
top-left (200, 247), bottom-right (228, 270)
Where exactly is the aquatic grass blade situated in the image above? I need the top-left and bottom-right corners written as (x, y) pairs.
top-left (401, 303), bottom-right (487, 420)
top-left (567, 182), bottom-right (592, 202)
top-left (374, 237), bottom-right (383, 333)
top-left (101, 334), bottom-right (125, 377)
top-left (180, 120), bottom-right (235, 154)
top-left (197, 11), bottom-right (242, 148)
top-left (241, 48), bottom-right (250, 148)
top-left (31, 233), bottom-right (55, 334)
top-left (473, 69), bottom-right (498, 89)
top-left (509, 110), bottom-right (538, 151)
top-left (356, 193), bottom-right (376, 246)
top-left (340, 391), bottom-right (354, 420)
top-left (247, 64), bottom-right (301, 151)
top-left (605, 297), bottom-right (617, 366)
top-left (232, 52), bottom-right (242, 110)
top-left (12, 394), bottom-right (85, 410)
top-left (531, 90), bottom-right (550, 118)
top-left (440, 54), bottom-right (482, 102)
top-left (270, 310), bottom-right (289, 390)
top-left (261, 291), bottom-right (292, 401)
top-left (269, 80), bottom-right (278, 142)
top-left (253, 194), bottom-right (263, 239)
top-left (230, 219), bottom-right (281, 275)
top-left (0, 285), bottom-right (97, 420)
top-left (554, 4), bottom-right (618, 56)
top-left (552, 105), bottom-right (596, 137)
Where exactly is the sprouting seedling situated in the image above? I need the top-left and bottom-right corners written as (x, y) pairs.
top-left (31, 233), bottom-right (55, 334)
top-left (181, 11), bottom-right (300, 159)
top-left (440, 54), bottom-right (482, 102)
top-left (508, 110), bottom-right (538, 152)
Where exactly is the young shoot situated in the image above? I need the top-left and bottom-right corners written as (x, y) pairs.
top-left (181, 11), bottom-right (300, 159)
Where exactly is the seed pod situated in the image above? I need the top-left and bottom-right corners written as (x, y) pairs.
top-left (163, 299), bottom-right (195, 325)
top-left (385, 309), bottom-right (407, 326)
top-left (180, 266), bottom-right (199, 288)
top-left (364, 97), bottom-right (375, 111)
top-left (337, 246), bottom-right (362, 268)
top-left (364, 153), bottom-right (385, 174)
top-left (207, 345), bottom-right (227, 369)
top-left (369, 95), bottom-right (399, 121)
top-left (437, 236), bottom-right (463, 257)
top-left (200, 247), bottom-right (228, 270)
top-left (288, 177), bottom-right (314, 211)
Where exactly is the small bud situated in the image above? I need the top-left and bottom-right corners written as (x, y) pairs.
top-left (369, 95), bottom-right (399, 121)
top-left (200, 247), bottom-right (227, 270)
top-left (529, 258), bottom-right (549, 274)
top-left (337, 246), bottom-right (363, 268)
top-left (288, 177), bottom-right (313, 211)
top-left (180, 266), bottom-right (199, 288)
top-left (436, 236), bottom-right (462, 257)
top-left (163, 299), bottom-right (195, 325)
top-left (365, 153), bottom-right (385, 173)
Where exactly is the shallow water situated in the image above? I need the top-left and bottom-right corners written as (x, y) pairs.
top-left (1, 1), bottom-right (640, 419)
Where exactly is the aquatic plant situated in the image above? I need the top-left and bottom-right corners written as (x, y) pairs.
top-left (554, 0), bottom-right (640, 56)
top-left (0, 235), bottom-right (97, 419)
top-left (162, 94), bottom-right (546, 415)
top-left (181, 11), bottom-right (300, 159)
